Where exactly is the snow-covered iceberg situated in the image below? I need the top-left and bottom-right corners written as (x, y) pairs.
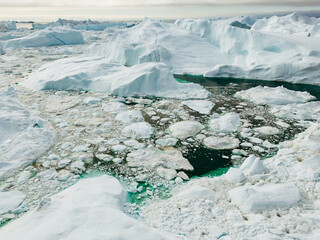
top-left (89, 18), bottom-right (229, 75)
top-left (0, 21), bottom-right (16, 32)
top-left (32, 18), bottom-right (129, 31)
top-left (0, 28), bottom-right (84, 49)
top-left (21, 56), bottom-right (210, 99)
top-left (87, 14), bottom-right (320, 84)
top-left (176, 14), bottom-right (320, 84)
top-left (0, 176), bottom-right (169, 240)
top-left (0, 88), bottom-right (55, 181)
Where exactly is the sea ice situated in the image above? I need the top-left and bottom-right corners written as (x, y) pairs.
top-left (240, 155), bottom-right (268, 175)
top-left (126, 148), bottom-right (193, 171)
top-left (254, 126), bottom-right (279, 135)
top-left (122, 122), bottom-right (154, 139)
top-left (1, 28), bottom-right (84, 49)
top-left (0, 176), bottom-right (169, 240)
top-left (203, 136), bottom-right (240, 150)
top-left (208, 112), bottom-right (241, 132)
top-left (115, 109), bottom-right (144, 124)
top-left (168, 121), bottom-right (203, 139)
top-left (235, 86), bottom-right (315, 105)
top-left (181, 100), bottom-right (215, 115)
top-left (270, 101), bottom-right (320, 120)
top-left (228, 184), bottom-right (301, 212)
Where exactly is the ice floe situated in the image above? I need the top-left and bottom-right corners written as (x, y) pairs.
top-left (235, 86), bottom-right (316, 105)
top-left (122, 122), bottom-right (154, 139)
top-left (126, 148), bottom-right (193, 171)
top-left (208, 112), bottom-right (241, 132)
top-left (1, 28), bottom-right (84, 49)
top-left (0, 176), bottom-right (169, 240)
top-left (181, 100), bottom-right (214, 115)
top-left (203, 136), bottom-right (240, 150)
top-left (270, 101), bottom-right (320, 120)
top-left (168, 121), bottom-right (203, 139)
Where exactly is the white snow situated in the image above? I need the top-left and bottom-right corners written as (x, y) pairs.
top-left (228, 184), bottom-right (301, 212)
top-left (208, 112), bottom-right (241, 132)
top-left (168, 121), bottom-right (203, 139)
top-left (0, 88), bottom-right (55, 180)
top-left (235, 86), bottom-right (316, 105)
top-left (122, 122), bottom-right (154, 139)
top-left (0, 176), bottom-right (169, 240)
top-left (224, 168), bottom-right (246, 183)
top-left (203, 136), bottom-right (240, 150)
top-left (1, 28), bottom-right (84, 49)
top-left (22, 56), bottom-right (209, 99)
top-left (181, 100), bottom-right (214, 115)
top-left (0, 191), bottom-right (26, 215)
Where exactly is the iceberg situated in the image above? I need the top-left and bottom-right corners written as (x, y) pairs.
top-left (0, 21), bottom-right (16, 32)
top-left (0, 88), bottom-right (55, 181)
top-left (32, 18), bottom-right (129, 31)
top-left (176, 14), bottom-right (320, 84)
top-left (1, 28), bottom-right (84, 49)
top-left (0, 176), bottom-right (169, 240)
top-left (22, 56), bottom-right (210, 99)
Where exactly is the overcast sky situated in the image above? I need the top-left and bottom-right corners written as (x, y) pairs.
top-left (1, 0), bottom-right (319, 7)
top-left (1, 0), bottom-right (319, 21)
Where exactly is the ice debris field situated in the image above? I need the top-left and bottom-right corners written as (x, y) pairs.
top-left (0, 12), bottom-right (320, 240)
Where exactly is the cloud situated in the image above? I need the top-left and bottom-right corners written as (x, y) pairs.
top-left (1, 0), bottom-right (320, 7)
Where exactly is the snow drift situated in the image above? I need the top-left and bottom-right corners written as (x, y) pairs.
top-left (0, 175), bottom-right (169, 240)
top-left (21, 55), bottom-right (210, 99)
top-left (0, 88), bottom-right (55, 181)
top-left (0, 28), bottom-right (84, 49)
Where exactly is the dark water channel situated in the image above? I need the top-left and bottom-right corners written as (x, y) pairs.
top-left (175, 75), bottom-right (320, 177)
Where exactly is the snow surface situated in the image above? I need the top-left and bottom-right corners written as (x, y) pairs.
top-left (0, 176), bottom-right (169, 240)
top-left (0, 88), bottom-right (55, 181)
top-left (22, 56), bottom-right (210, 99)
top-left (122, 122), bottom-right (154, 139)
top-left (0, 28), bottom-right (84, 49)
top-left (235, 86), bottom-right (316, 105)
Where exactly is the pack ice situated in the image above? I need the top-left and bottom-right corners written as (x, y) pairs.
top-left (0, 28), bottom-right (84, 49)
top-left (0, 88), bottom-right (55, 180)
top-left (0, 176), bottom-right (169, 240)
